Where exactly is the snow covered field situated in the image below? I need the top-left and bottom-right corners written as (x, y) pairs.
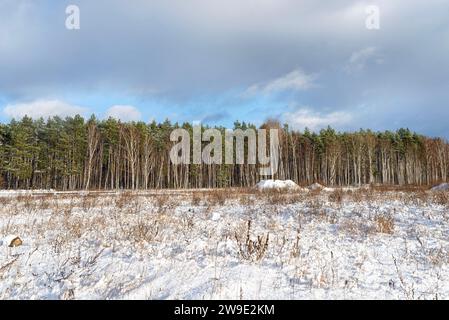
top-left (1, 187), bottom-right (448, 300)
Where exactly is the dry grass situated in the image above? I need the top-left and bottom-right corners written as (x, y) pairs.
top-left (0, 187), bottom-right (444, 249)
top-left (328, 189), bottom-right (344, 204)
top-left (339, 219), bottom-right (374, 237)
top-left (265, 190), bottom-right (285, 205)
top-left (205, 190), bottom-right (227, 206)
top-left (351, 189), bottom-right (376, 203)
top-left (374, 215), bottom-right (395, 234)
top-left (154, 194), bottom-right (170, 209)
top-left (81, 193), bottom-right (96, 211)
top-left (404, 190), bottom-right (429, 206)
top-left (432, 192), bottom-right (449, 206)
top-left (191, 193), bottom-right (202, 206)
top-left (37, 194), bottom-right (53, 210)
top-left (238, 194), bottom-right (255, 206)
top-left (0, 187), bottom-right (447, 299)
top-left (16, 194), bottom-right (36, 214)
top-left (290, 229), bottom-right (301, 259)
top-left (372, 184), bottom-right (428, 193)
top-left (115, 191), bottom-right (131, 209)
top-left (305, 198), bottom-right (324, 215)
top-left (234, 220), bottom-right (269, 262)
top-left (131, 217), bottom-right (160, 244)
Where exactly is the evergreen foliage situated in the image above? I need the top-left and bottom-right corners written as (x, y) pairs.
top-left (0, 116), bottom-right (447, 189)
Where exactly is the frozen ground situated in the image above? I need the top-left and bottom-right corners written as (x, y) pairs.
top-left (0, 187), bottom-right (448, 300)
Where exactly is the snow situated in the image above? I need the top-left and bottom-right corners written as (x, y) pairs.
top-left (0, 189), bottom-right (55, 196)
top-left (431, 183), bottom-right (449, 191)
top-left (0, 189), bottom-right (448, 299)
top-left (255, 179), bottom-right (300, 191)
top-left (211, 212), bottom-right (221, 221)
top-left (308, 183), bottom-right (324, 191)
top-left (307, 184), bottom-right (371, 193)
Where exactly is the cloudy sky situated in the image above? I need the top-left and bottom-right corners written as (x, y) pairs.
top-left (1, 0), bottom-right (448, 136)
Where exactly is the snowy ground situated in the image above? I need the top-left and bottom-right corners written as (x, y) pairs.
top-left (0, 187), bottom-right (448, 300)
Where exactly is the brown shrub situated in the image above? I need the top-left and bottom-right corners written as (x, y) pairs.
top-left (81, 193), bottom-right (96, 211)
top-left (191, 192), bottom-right (202, 206)
top-left (0, 196), bottom-right (12, 207)
top-left (349, 189), bottom-right (375, 203)
top-left (328, 189), bottom-right (344, 204)
top-left (131, 218), bottom-right (159, 243)
top-left (206, 190), bottom-right (227, 206)
top-left (305, 198), bottom-right (324, 214)
top-left (234, 220), bottom-right (269, 262)
top-left (432, 192), bottom-right (448, 206)
top-left (115, 191), bottom-right (134, 210)
top-left (339, 219), bottom-right (374, 237)
top-left (406, 190), bottom-right (428, 205)
top-left (239, 194), bottom-right (255, 206)
top-left (262, 189), bottom-right (301, 205)
top-left (38, 194), bottom-right (53, 210)
top-left (67, 217), bottom-right (84, 239)
top-left (374, 215), bottom-right (394, 234)
top-left (154, 194), bottom-right (170, 208)
top-left (266, 191), bottom-right (284, 205)
top-left (16, 194), bottom-right (36, 213)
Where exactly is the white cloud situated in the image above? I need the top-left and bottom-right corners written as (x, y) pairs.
top-left (244, 69), bottom-right (317, 96)
top-left (283, 108), bottom-right (352, 131)
top-left (3, 99), bottom-right (87, 119)
top-left (105, 105), bottom-right (142, 122)
top-left (345, 47), bottom-right (383, 74)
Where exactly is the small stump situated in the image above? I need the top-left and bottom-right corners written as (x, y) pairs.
top-left (9, 237), bottom-right (23, 247)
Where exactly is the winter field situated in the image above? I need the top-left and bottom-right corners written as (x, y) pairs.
top-left (1, 184), bottom-right (449, 300)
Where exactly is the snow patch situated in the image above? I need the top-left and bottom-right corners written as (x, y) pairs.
top-left (431, 183), bottom-right (449, 191)
top-left (255, 180), bottom-right (300, 191)
top-left (0, 189), bottom-right (56, 197)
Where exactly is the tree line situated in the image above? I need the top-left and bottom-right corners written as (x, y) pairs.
top-left (0, 115), bottom-right (447, 190)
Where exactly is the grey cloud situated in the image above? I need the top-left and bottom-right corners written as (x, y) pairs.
top-left (0, 0), bottom-right (448, 136)
top-left (202, 111), bottom-right (231, 124)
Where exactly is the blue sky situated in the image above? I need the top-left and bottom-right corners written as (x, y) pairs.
top-left (1, 0), bottom-right (449, 136)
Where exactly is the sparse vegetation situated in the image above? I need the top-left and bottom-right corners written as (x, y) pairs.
top-left (234, 220), bottom-right (269, 262)
top-left (328, 189), bottom-right (344, 204)
top-left (374, 215), bottom-right (395, 234)
top-left (0, 187), bottom-right (448, 299)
